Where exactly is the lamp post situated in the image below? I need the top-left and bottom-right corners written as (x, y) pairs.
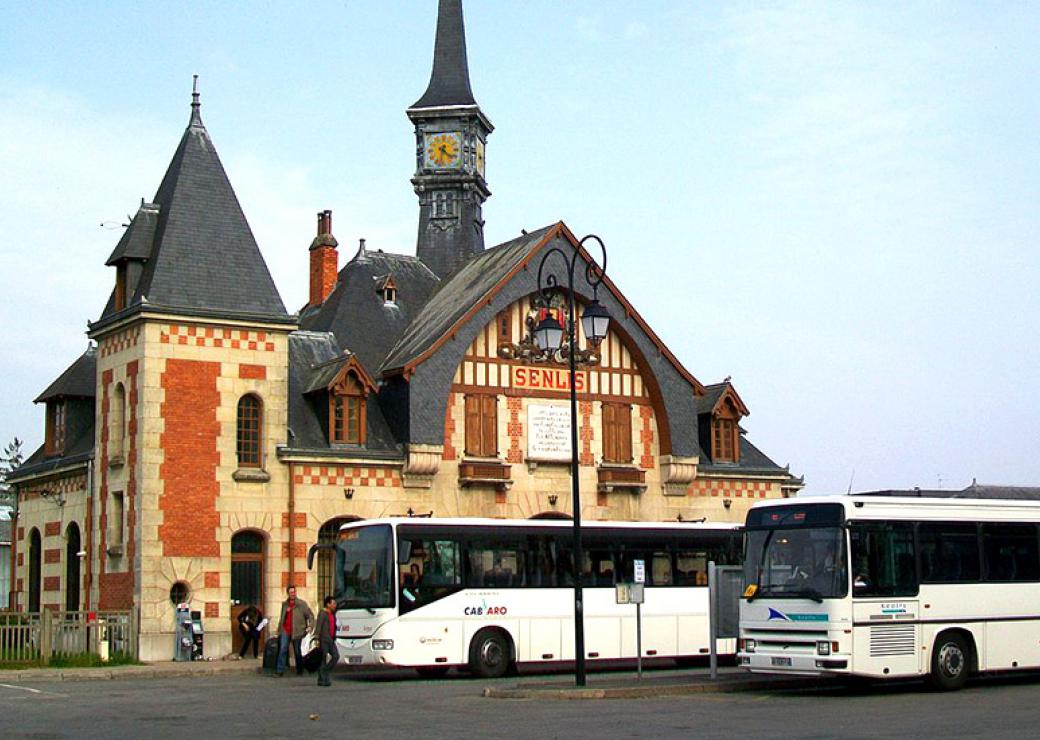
top-left (532, 234), bottom-right (609, 687)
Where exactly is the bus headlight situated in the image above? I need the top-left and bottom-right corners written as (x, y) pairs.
top-left (817, 640), bottom-right (832, 655)
top-left (372, 639), bottom-right (394, 651)
top-left (740, 638), bottom-right (756, 653)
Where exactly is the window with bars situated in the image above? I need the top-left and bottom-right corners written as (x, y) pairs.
top-left (330, 373), bottom-right (366, 445)
top-left (236, 394), bottom-right (263, 468)
top-left (601, 402), bottom-right (633, 464)
top-left (712, 417), bottom-right (738, 463)
top-left (464, 394), bottom-right (498, 457)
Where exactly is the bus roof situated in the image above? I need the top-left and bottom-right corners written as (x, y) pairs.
top-left (748, 494), bottom-right (1040, 521)
top-left (337, 517), bottom-right (741, 533)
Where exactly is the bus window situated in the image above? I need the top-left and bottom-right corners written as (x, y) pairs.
top-left (582, 548), bottom-right (616, 586)
top-left (399, 538), bottom-right (462, 612)
top-left (675, 550), bottom-right (707, 586)
top-left (918, 523), bottom-right (980, 583)
top-left (526, 535), bottom-right (558, 587)
top-left (849, 522), bottom-right (917, 597)
top-left (466, 540), bottom-right (524, 588)
top-left (982, 524), bottom-right (1040, 582)
top-left (652, 551), bottom-right (672, 585)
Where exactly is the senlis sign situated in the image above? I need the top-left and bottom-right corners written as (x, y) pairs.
top-left (512, 366), bottom-right (587, 392)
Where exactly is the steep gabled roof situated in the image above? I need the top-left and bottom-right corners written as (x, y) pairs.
top-left (95, 89), bottom-right (288, 325)
top-left (411, 0), bottom-right (478, 109)
top-left (380, 225), bottom-right (556, 374)
top-left (696, 381), bottom-right (750, 417)
top-left (106, 202), bottom-right (159, 265)
top-left (300, 243), bottom-right (439, 378)
top-left (34, 348), bottom-right (97, 403)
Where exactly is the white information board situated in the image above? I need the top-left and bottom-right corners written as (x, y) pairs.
top-left (527, 403), bottom-right (573, 462)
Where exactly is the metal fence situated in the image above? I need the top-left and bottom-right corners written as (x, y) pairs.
top-left (0, 610), bottom-right (137, 665)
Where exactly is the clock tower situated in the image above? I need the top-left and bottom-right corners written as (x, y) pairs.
top-left (408, 0), bottom-right (493, 280)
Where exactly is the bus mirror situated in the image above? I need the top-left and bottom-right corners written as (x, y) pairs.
top-left (398, 540), bottom-right (412, 565)
top-left (307, 543), bottom-right (335, 570)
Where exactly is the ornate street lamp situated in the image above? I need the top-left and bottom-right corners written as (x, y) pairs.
top-left (532, 234), bottom-right (609, 687)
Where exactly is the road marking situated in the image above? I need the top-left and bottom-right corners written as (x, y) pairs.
top-left (0, 683), bottom-right (43, 694)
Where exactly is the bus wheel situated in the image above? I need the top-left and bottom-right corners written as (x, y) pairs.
top-left (930, 633), bottom-right (970, 691)
top-left (469, 629), bottom-right (511, 679)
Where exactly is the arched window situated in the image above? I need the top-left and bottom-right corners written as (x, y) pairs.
top-left (236, 395), bottom-right (263, 468)
top-left (65, 523), bottom-right (81, 612)
top-left (110, 383), bottom-right (126, 460)
top-left (28, 528), bottom-right (42, 612)
top-left (330, 373), bottom-right (366, 445)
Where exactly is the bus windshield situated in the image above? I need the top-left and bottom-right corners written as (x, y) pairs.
top-left (335, 524), bottom-right (394, 609)
top-left (745, 525), bottom-right (848, 601)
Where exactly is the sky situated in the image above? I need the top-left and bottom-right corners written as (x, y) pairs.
top-left (1, 1), bottom-right (1037, 496)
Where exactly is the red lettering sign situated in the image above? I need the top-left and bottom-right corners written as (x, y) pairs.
top-left (511, 366), bottom-right (587, 393)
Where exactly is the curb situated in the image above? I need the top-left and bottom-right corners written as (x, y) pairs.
top-left (0, 663), bottom-right (262, 684)
top-left (482, 676), bottom-right (823, 700)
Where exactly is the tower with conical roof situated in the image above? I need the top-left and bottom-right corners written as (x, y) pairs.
top-left (408, 0), bottom-right (493, 280)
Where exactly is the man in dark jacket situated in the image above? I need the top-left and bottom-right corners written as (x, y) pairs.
top-left (316, 596), bottom-right (339, 687)
top-left (236, 604), bottom-right (263, 659)
top-left (275, 585), bottom-right (314, 676)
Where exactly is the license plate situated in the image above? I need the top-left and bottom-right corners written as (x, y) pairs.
top-left (771, 656), bottom-right (792, 667)
top-left (347, 655), bottom-right (363, 665)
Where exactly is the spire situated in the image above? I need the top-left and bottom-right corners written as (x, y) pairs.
top-left (189, 74), bottom-right (203, 128)
top-left (411, 0), bottom-right (477, 109)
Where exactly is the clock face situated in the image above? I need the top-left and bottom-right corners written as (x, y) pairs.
top-left (425, 133), bottom-right (461, 168)
top-left (475, 139), bottom-right (485, 177)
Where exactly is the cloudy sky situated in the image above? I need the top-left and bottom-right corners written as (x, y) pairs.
top-left (1, 1), bottom-right (1037, 495)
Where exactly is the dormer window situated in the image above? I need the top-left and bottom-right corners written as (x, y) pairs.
top-left (711, 416), bottom-right (739, 463)
top-left (330, 372), bottom-right (367, 445)
top-left (379, 276), bottom-right (397, 305)
top-left (46, 400), bottom-right (66, 456)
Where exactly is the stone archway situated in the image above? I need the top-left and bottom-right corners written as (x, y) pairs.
top-left (230, 530), bottom-right (265, 655)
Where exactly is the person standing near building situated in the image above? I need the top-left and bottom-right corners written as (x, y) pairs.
top-left (275, 585), bottom-right (314, 676)
top-left (236, 603), bottom-right (264, 659)
top-left (316, 596), bottom-right (339, 687)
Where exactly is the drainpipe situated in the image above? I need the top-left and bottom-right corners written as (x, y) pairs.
top-left (85, 456), bottom-right (94, 610)
top-left (288, 462), bottom-right (296, 587)
top-left (8, 483), bottom-right (17, 610)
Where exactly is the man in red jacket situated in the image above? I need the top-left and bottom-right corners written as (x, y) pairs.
top-left (275, 585), bottom-right (314, 676)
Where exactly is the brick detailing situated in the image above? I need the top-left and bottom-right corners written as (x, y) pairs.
top-left (159, 359), bottom-right (221, 558)
top-left (639, 405), bottom-right (655, 470)
top-left (280, 513), bottom-right (308, 529)
top-left (98, 573), bottom-right (132, 610)
top-left (506, 397), bottom-right (523, 464)
top-left (292, 466), bottom-right (402, 488)
top-left (688, 479), bottom-right (772, 499)
top-left (44, 548), bottom-right (61, 564)
top-left (205, 572), bottom-right (221, 589)
top-left (43, 576), bottom-right (60, 592)
top-left (160, 324), bottom-right (276, 352)
top-left (310, 248), bottom-right (339, 308)
top-left (281, 571), bottom-right (308, 589)
top-left (99, 326), bottom-right (141, 357)
top-left (579, 401), bottom-right (594, 467)
top-left (17, 527), bottom-right (23, 541)
top-left (17, 553), bottom-right (24, 567)
top-left (239, 363), bottom-right (267, 380)
top-left (281, 542), bottom-right (309, 559)
top-left (205, 602), bottom-right (220, 619)
top-left (442, 392), bottom-right (457, 461)
top-left (44, 521), bottom-right (61, 537)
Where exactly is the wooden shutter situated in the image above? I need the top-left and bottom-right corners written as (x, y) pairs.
top-left (602, 403), bottom-right (616, 463)
top-left (465, 395), bottom-right (482, 456)
top-left (481, 395), bottom-right (498, 457)
top-left (618, 403), bottom-right (632, 463)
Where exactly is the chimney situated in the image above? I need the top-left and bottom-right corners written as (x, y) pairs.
top-left (309, 209), bottom-right (339, 308)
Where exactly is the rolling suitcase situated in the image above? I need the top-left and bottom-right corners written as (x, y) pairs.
top-left (262, 636), bottom-right (280, 673)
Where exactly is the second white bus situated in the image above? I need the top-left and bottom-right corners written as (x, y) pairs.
top-left (310, 517), bottom-right (740, 676)
top-left (739, 495), bottom-right (1040, 690)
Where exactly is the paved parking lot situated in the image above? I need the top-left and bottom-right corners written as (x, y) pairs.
top-left (2, 665), bottom-right (1040, 739)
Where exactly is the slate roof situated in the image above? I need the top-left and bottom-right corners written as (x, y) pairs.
top-left (105, 202), bottom-right (159, 265)
top-left (34, 348), bottom-right (97, 403)
top-left (698, 435), bottom-right (791, 476)
top-left (857, 485), bottom-right (1040, 500)
top-left (94, 95), bottom-right (289, 327)
top-left (285, 332), bottom-right (401, 457)
top-left (411, 0), bottom-right (477, 109)
top-left (695, 384), bottom-right (727, 415)
top-left (300, 243), bottom-right (440, 378)
top-left (11, 425), bottom-right (95, 483)
top-left (381, 225), bottom-right (555, 374)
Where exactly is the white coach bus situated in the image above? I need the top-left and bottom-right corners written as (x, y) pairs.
top-left (309, 517), bottom-right (740, 677)
top-left (738, 495), bottom-right (1040, 690)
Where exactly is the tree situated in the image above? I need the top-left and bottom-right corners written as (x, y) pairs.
top-left (0, 437), bottom-right (24, 509)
